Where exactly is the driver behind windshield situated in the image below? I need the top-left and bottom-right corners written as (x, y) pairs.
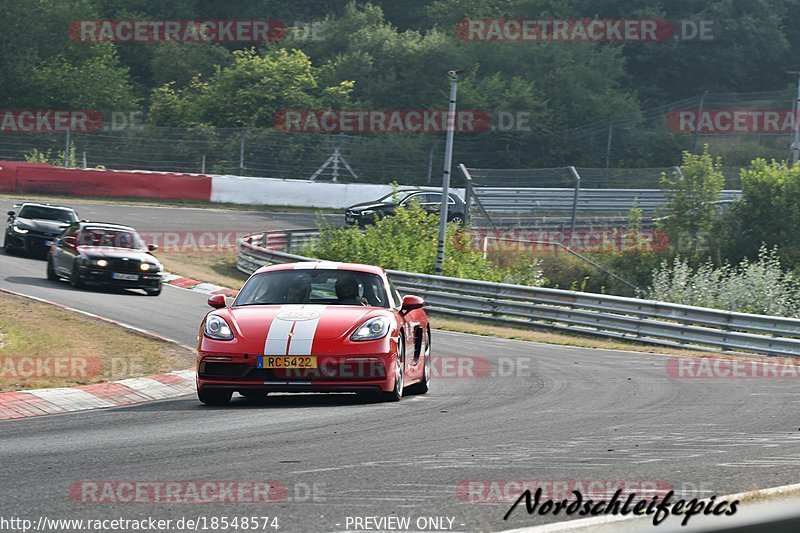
top-left (335, 275), bottom-right (367, 306)
top-left (285, 280), bottom-right (309, 304)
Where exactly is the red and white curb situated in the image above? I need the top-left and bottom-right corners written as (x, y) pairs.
top-left (163, 273), bottom-right (238, 297)
top-left (0, 369), bottom-right (195, 420)
top-left (0, 287), bottom-right (198, 421)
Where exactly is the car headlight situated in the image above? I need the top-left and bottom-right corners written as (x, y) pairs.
top-left (350, 316), bottom-right (390, 341)
top-left (140, 263), bottom-right (153, 271)
top-left (204, 315), bottom-right (234, 341)
top-left (92, 259), bottom-right (108, 267)
top-left (360, 210), bottom-right (374, 217)
top-left (12, 225), bottom-right (28, 234)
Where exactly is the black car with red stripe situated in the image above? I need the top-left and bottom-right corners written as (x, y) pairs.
top-left (46, 221), bottom-right (163, 296)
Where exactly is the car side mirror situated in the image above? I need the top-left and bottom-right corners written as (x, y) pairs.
top-left (208, 294), bottom-right (227, 308)
top-left (7, 211), bottom-right (14, 216)
top-left (400, 294), bottom-right (425, 315)
top-left (148, 243), bottom-right (159, 252)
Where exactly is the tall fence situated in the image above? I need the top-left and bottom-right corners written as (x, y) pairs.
top-left (0, 90), bottom-right (796, 184)
top-left (237, 231), bottom-right (800, 357)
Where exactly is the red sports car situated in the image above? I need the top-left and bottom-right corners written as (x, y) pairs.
top-left (196, 262), bottom-right (431, 405)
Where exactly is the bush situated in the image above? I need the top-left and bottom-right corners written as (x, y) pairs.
top-left (647, 246), bottom-right (800, 317)
top-left (302, 202), bottom-right (547, 286)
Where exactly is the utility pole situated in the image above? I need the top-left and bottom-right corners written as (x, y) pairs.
top-left (434, 70), bottom-right (462, 276)
top-left (791, 72), bottom-right (800, 165)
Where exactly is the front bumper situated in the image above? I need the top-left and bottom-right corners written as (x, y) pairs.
top-left (78, 266), bottom-right (163, 289)
top-left (6, 232), bottom-right (57, 255)
top-left (196, 353), bottom-right (395, 393)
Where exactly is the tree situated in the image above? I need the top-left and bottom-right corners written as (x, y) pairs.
top-left (726, 159), bottom-right (800, 267)
top-left (148, 48), bottom-right (353, 128)
top-left (658, 147), bottom-right (724, 262)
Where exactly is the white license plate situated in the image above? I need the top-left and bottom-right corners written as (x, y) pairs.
top-left (112, 272), bottom-right (138, 281)
top-left (345, 214), bottom-right (354, 222)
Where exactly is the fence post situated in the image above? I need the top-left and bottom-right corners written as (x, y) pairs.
top-left (568, 166), bottom-right (582, 234)
top-left (64, 130), bottom-right (71, 168)
top-left (239, 129), bottom-right (246, 175)
top-left (201, 154), bottom-right (206, 174)
top-left (427, 141), bottom-right (438, 184)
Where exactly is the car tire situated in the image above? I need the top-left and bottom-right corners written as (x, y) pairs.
top-left (383, 334), bottom-right (405, 402)
top-left (69, 265), bottom-right (84, 289)
top-left (46, 258), bottom-right (59, 281)
top-left (406, 328), bottom-right (431, 395)
top-left (449, 216), bottom-right (463, 225)
top-left (198, 388), bottom-right (232, 406)
top-left (4, 234), bottom-right (13, 255)
top-left (145, 285), bottom-right (162, 296)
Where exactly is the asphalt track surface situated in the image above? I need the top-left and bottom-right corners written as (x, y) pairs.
top-left (0, 201), bottom-right (799, 532)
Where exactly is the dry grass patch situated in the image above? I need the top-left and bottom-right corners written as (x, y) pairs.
top-left (0, 291), bottom-right (194, 392)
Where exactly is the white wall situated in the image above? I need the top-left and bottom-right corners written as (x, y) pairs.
top-left (211, 175), bottom-right (465, 209)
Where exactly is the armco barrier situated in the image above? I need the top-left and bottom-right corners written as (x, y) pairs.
top-left (237, 231), bottom-right (800, 357)
top-left (0, 161), bottom-right (212, 201)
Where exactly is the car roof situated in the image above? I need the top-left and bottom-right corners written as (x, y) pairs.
top-left (255, 262), bottom-right (385, 276)
top-left (391, 188), bottom-right (463, 198)
top-left (16, 202), bottom-right (76, 211)
top-left (78, 221), bottom-right (137, 231)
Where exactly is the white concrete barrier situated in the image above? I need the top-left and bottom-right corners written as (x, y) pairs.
top-left (210, 174), bottom-right (464, 208)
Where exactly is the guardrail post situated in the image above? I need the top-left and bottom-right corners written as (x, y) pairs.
top-left (568, 166), bottom-right (581, 234)
top-left (285, 231), bottom-right (293, 252)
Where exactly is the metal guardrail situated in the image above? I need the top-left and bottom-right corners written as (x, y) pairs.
top-left (237, 231), bottom-right (800, 357)
top-left (469, 187), bottom-right (742, 214)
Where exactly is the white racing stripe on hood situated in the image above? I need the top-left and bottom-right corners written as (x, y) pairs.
top-left (292, 262), bottom-right (342, 270)
top-left (263, 305), bottom-right (328, 356)
top-left (263, 305), bottom-right (291, 355)
top-left (285, 305), bottom-right (327, 355)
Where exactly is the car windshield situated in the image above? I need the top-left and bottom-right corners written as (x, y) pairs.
top-left (18, 206), bottom-right (76, 223)
top-left (235, 269), bottom-right (390, 308)
top-left (78, 228), bottom-right (145, 250)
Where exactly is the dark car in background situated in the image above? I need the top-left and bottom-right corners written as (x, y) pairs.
top-left (46, 221), bottom-right (163, 296)
top-left (345, 189), bottom-right (466, 227)
top-left (5, 203), bottom-right (79, 256)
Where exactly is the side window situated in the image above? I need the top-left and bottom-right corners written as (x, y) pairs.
top-left (401, 193), bottom-right (423, 207)
top-left (422, 193), bottom-right (441, 205)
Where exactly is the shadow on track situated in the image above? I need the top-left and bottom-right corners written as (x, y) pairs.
top-left (4, 276), bottom-right (153, 297)
top-left (114, 393), bottom-right (391, 414)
